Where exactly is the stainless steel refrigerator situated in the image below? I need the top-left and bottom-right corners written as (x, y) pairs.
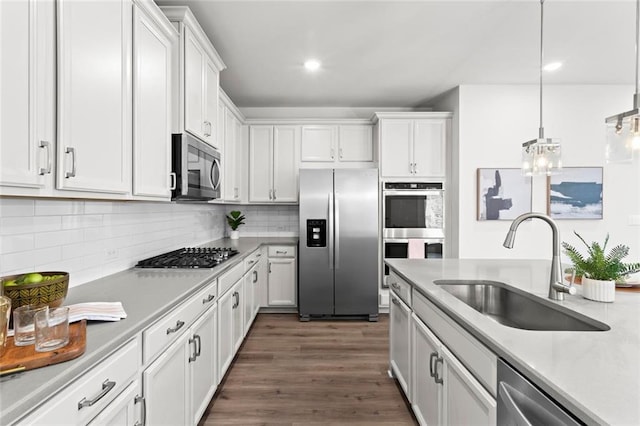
top-left (298, 168), bottom-right (379, 321)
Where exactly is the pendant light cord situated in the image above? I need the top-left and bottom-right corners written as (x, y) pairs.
top-left (539, 0), bottom-right (545, 139)
top-left (635, 0), bottom-right (639, 106)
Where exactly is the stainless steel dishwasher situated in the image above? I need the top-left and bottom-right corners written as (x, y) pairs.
top-left (497, 359), bottom-right (583, 426)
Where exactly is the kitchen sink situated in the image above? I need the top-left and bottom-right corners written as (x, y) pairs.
top-left (434, 280), bottom-right (610, 331)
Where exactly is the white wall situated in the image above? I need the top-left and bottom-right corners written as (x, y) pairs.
top-left (0, 199), bottom-right (226, 287)
top-left (451, 84), bottom-right (640, 262)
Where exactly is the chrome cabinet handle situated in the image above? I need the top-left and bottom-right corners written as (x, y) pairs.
top-left (188, 336), bottom-right (197, 362)
top-left (391, 297), bottom-right (400, 306)
top-left (256, 253), bottom-right (262, 257)
top-left (269, 189), bottom-right (273, 200)
top-left (434, 357), bottom-right (444, 384)
top-left (203, 121), bottom-right (212, 137)
top-left (248, 260), bottom-right (255, 265)
top-left (429, 352), bottom-right (438, 378)
top-left (166, 320), bottom-right (185, 335)
top-left (203, 294), bottom-right (215, 304)
top-left (413, 162), bottom-right (418, 174)
top-left (169, 172), bottom-right (177, 190)
top-left (391, 282), bottom-right (401, 291)
top-left (275, 250), bottom-right (288, 255)
top-left (234, 187), bottom-right (238, 199)
top-left (194, 334), bottom-right (201, 357)
top-left (253, 270), bottom-right (258, 283)
top-left (330, 147), bottom-right (335, 159)
top-left (134, 394), bottom-right (146, 426)
top-left (268, 262), bottom-right (272, 273)
top-left (78, 380), bottom-right (116, 410)
top-left (65, 147), bottom-right (76, 178)
top-left (39, 141), bottom-right (52, 175)
top-left (273, 188), bottom-right (276, 200)
top-left (339, 147), bottom-right (343, 159)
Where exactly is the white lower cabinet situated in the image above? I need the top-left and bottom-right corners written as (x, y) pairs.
top-left (389, 291), bottom-right (411, 398)
top-left (218, 278), bottom-right (244, 380)
top-left (88, 380), bottom-right (142, 426)
top-left (266, 245), bottom-right (297, 307)
top-left (190, 305), bottom-right (218, 424)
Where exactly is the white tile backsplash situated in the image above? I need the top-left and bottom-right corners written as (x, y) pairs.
top-left (225, 205), bottom-right (299, 237)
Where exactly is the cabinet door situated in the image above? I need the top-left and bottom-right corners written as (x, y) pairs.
top-left (0, 0), bottom-right (55, 191)
top-left (413, 119), bottom-right (447, 178)
top-left (183, 26), bottom-right (205, 141)
top-left (253, 258), bottom-right (265, 318)
top-left (390, 293), bottom-right (411, 397)
top-left (380, 120), bottom-right (413, 178)
top-left (272, 125), bottom-right (299, 202)
top-left (190, 305), bottom-right (218, 425)
top-left (204, 59), bottom-right (219, 148)
top-left (132, 5), bottom-right (172, 199)
top-left (57, 0), bottom-right (132, 194)
top-left (223, 108), bottom-right (238, 201)
top-left (218, 286), bottom-right (235, 379)
top-left (143, 331), bottom-right (190, 426)
top-left (300, 125), bottom-right (336, 162)
top-left (88, 380), bottom-right (141, 426)
top-left (338, 125), bottom-right (373, 162)
top-left (412, 315), bottom-right (441, 426)
top-left (243, 269), bottom-right (254, 334)
top-left (441, 346), bottom-right (496, 426)
top-left (232, 281), bottom-right (244, 352)
top-left (258, 248), bottom-right (269, 308)
top-left (249, 125), bottom-right (273, 202)
top-left (267, 258), bottom-right (297, 306)
top-left (232, 117), bottom-right (243, 201)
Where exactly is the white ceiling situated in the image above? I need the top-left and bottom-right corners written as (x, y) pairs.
top-left (155, 0), bottom-right (636, 108)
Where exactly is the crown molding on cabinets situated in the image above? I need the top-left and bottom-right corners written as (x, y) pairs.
top-left (133, 0), bottom-right (177, 38)
top-left (372, 111), bottom-right (453, 123)
top-left (245, 118), bottom-right (373, 126)
top-left (220, 89), bottom-right (246, 124)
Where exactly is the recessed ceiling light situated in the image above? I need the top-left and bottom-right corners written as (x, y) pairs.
top-left (304, 59), bottom-right (321, 72)
top-left (543, 62), bottom-right (562, 72)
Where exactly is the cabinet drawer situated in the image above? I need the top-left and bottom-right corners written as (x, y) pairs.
top-left (143, 280), bottom-right (216, 364)
top-left (219, 261), bottom-right (244, 296)
top-left (388, 271), bottom-right (411, 306)
top-left (412, 289), bottom-right (497, 397)
top-left (21, 339), bottom-right (139, 425)
top-left (244, 249), bottom-right (263, 271)
top-left (268, 245), bottom-right (295, 258)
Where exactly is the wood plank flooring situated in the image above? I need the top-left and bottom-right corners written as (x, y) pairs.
top-left (199, 313), bottom-right (417, 426)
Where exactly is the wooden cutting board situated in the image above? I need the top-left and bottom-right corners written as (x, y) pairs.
top-left (0, 320), bottom-right (86, 376)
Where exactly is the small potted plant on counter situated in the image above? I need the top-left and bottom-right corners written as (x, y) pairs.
top-left (562, 231), bottom-right (640, 302)
top-left (226, 210), bottom-right (245, 240)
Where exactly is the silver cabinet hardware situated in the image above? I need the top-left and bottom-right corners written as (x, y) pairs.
top-left (275, 250), bottom-right (288, 255)
top-left (248, 260), bottom-right (255, 265)
top-left (273, 188), bottom-right (276, 200)
top-left (269, 189), bottom-right (273, 200)
top-left (339, 148), bottom-right (343, 159)
top-left (391, 297), bottom-right (400, 306)
top-left (39, 141), bottom-right (52, 175)
top-left (413, 163), bottom-right (418, 174)
top-left (77, 379), bottom-right (116, 410)
top-left (268, 262), bottom-right (272, 273)
top-left (203, 121), bottom-right (212, 137)
top-left (429, 352), bottom-right (438, 378)
top-left (330, 147), bottom-right (335, 159)
top-left (234, 187), bottom-right (238, 199)
top-left (256, 253), bottom-right (262, 257)
top-left (188, 336), bottom-right (197, 362)
top-left (134, 394), bottom-right (146, 426)
top-left (253, 270), bottom-right (258, 283)
top-left (391, 282), bottom-right (401, 291)
top-left (169, 172), bottom-right (176, 190)
top-left (194, 334), bottom-right (201, 357)
top-left (434, 356), bottom-right (444, 384)
top-left (65, 147), bottom-right (76, 178)
top-left (202, 294), bottom-right (215, 304)
top-left (166, 320), bottom-right (185, 335)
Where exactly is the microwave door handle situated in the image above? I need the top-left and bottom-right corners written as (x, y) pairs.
top-left (328, 193), bottom-right (334, 270)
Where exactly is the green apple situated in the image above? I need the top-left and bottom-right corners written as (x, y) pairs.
top-left (22, 273), bottom-right (44, 284)
top-left (3, 279), bottom-right (17, 287)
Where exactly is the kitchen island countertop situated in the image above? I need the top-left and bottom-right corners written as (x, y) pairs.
top-left (0, 237), bottom-right (297, 425)
top-left (386, 258), bottom-right (640, 426)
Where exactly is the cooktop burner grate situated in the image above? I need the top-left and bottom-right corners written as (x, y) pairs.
top-left (135, 247), bottom-right (239, 269)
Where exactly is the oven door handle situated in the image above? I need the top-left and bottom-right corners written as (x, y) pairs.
top-left (383, 190), bottom-right (443, 196)
top-left (383, 238), bottom-right (444, 244)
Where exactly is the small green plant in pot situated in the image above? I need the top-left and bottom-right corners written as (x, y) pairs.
top-left (226, 210), bottom-right (245, 240)
top-left (562, 231), bottom-right (640, 302)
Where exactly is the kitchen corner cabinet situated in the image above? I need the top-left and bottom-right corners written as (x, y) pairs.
top-left (161, 6), bottom-right (226, 149)
top-left (249, 125), bottom-right (299, 203)
top-left (377, 114), bottom-right (450, 179)
top-left (132, 2), bottom-right (176, 200)
top-left (267, 246), bottom-right (297, 307)
top-left (300, 124), bottom-right (373, 164)
top-left (219, 95), bottom-right (243, 202)
top-left (0, 0), bottom-right (55, 195)
top-left (56, 0), bottom-right (132, 195)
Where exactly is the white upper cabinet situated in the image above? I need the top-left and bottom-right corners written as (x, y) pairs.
top-left (249, 125), bottom-right (299, 203)
top-left (132, 3), bottom-right (177, 200)
top-left (220, 91), bottom-right (244, 202)
top-left (377, 113), bottom-right (450, 179)
top-left (300, 124), bottom-right (374, 166)
top-left (0, 0), bottom-right (55, 195)
top-left (161, 6), bottom-right (226, 150)
top-left (57, 0), bottom-right (132, 195)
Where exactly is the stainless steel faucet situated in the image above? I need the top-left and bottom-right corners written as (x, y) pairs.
top-left (503, 212), bottom-right (576, 301)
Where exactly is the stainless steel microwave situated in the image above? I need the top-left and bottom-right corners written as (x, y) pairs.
top-left (171, 133), bottom-right (221, 201)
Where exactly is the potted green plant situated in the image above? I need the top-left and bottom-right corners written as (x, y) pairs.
top-left (226, 210), bottom-right (245, 240)
top-left (562, 231), bottom-right (640, 302)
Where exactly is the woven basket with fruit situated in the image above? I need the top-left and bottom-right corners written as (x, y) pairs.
top-left (1, 272), bottom-right (69, 310)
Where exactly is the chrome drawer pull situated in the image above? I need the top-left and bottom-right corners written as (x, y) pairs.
top-left (391, 297), bottom-right (400, 306)
top-left (276, 250), bottom-right (288, 255)
top-left (391, 282), bottom-right (401, 290)
top-left (166, 320), bottom-right (185, 335)
top-left (202, 294), bottom-right (215, 304)
top-left (194, 334), bottom-right (202, 357)
top-left (65, 147), bottom-right (76, 178)
top-left (434, 357), bottom-right (444, 384)
top-left (189, 336), bottom-right (198, 362)
top-left (78, 379), bottom-right (116, 410)
top-left (39, 141), bottom-right (52, 175)
top-left (134, 394), bottom-right (146, 426)
top-left (253, 270), bottom-right (258, 283)
top-left (248, 260), bottom-right (255, 265)
top-left (429, 352), bottom-right (438, 378)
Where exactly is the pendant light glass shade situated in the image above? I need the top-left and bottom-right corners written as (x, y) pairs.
top-left (522, 0), bottom-right (562, 176)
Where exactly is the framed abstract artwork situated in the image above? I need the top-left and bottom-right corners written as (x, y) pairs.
top-left (547, 167), bottom-right (603, 219)
top-left (477, 168), bottom-right (532, 221)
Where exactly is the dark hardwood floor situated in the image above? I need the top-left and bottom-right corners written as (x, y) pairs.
top-left (199, 313), bottom-right (417, 426)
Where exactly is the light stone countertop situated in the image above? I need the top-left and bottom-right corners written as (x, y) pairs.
top-left (0, 237), bottom-right (298, 425)
top-left (386, 258), bottom-right (640, 426)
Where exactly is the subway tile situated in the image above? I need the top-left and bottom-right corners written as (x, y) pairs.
top-left (34, 199), bottom-right (84, 216)
top-left (0, 246), bottom-right (61, 273)
top-left (0, 234), bottom-right (35, 254)
top-left (84, 201), bottom-right (114, 214)
top-left (0, 216), bottom-right (61, 235)
top-left (61, 215), bottom-right (103, 229)
top-left (35, 229), bottom-right (84, 248)
top-left (0, 198), bottom-right (35, 217)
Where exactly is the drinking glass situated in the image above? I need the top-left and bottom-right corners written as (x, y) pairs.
top-left (34, 307), bottom-right (69, 352)
top-left (0, 296), bottom-right (10, 356)
top-left (13, 305), bottom-right (47, 346)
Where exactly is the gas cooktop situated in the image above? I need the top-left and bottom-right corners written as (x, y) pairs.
top-left (135, 247), bottom-right (239, 269)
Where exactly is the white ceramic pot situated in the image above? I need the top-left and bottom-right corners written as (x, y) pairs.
top-left (582, 277), bottom-right (615, 303)
top-left (230, 230), bottom-right (239, 240)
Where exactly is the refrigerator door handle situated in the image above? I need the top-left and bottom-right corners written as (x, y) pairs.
top-left (328, 192), bottom-right (334, 270)
top-left (334, 193), bottom-right (340, 269)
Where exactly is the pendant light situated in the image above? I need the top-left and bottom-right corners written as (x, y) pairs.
top-left (605, 0), bottom-right (640, 163)
top-left (521, 0), bottom-right (562, 176)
